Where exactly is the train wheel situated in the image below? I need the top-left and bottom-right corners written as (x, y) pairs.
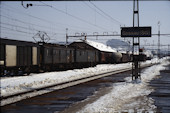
top-left (11, 70), bottom-right (18, 76)
top-left (0, 68), bottom-right (4, 77)
top-left (26, 70), bottom-right (30, 75)
top-left (25, 67), bottom-right (31, 75)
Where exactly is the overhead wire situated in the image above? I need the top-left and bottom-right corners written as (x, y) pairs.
top-left (1, 14), bottom-right (89, 36)
top-left (39, 1), bottom-right (111, 31)
top-left (0, 17), bottom-right (66, 37)
top-left (1, 31), bottom-right (31, 37)
top-left (1, 22), bottom-right (38, 32)
top-left (0, 14), bottom-right (64, 32)
top-left (82, 1), bottom-right (112, 24)
top-left (89, 1), bottom-right (125, 27)
top-left (2, 3), bottom-right (100, 32)
top-left (1, 26), bottom-right (35, 35)
top-left (0, 19), bottom-right (65, 34)
top-left (82, 1), bottom-right (122, 33)
top-left (1, 2), bottom-right (125, 41)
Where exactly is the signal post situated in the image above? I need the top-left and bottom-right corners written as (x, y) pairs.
top-left (121, 0), bottom-right (152, 80)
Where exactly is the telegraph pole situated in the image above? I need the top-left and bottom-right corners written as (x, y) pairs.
top-left (66, 28), bottom-right (68, 45)
top-left (168, 44), bottom-right (170, 56)
top-left (158, 21), bottom-right (161, 58)
top-left (132, 0), bottom-right (140, 80)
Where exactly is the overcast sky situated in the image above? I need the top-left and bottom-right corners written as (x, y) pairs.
top-left (0, 1), bottom-right (170, 49)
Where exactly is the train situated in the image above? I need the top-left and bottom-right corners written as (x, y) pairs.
top-left (0, 38), bottom-right (149, 76)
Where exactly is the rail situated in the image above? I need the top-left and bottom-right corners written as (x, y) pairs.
top-left (0, 62), bottom-right (158, 106)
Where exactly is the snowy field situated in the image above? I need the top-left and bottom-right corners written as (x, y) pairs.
top-left (77, 57), bottom-right (170, 113)
top-left (0, 57), bottom-right (166, 99)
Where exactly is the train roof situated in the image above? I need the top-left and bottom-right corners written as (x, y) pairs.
top-left (73, 39), bottom-right (117, 53)
top-left (0, 38), bottom-right (39, 47)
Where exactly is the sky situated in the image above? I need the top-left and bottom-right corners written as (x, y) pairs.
top-left (0, 1), bottom-right (170, 50)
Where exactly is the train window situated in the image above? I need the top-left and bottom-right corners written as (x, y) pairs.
top-left (67, 50), bottom-right (70, 54)
top-left (82, 51), bottom-right (85, 55)
top-left (53, 50), bottom-right (55, 55)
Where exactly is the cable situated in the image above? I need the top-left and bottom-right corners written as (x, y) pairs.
top-left (1, 14), bottom-right (85, 35)
top-left (1, 31), bottom-right (32, 37)
top-left (1, 22), bottom-right (66, 37)
top-left (0, 21), bottom-right (62, 37)
top-left (40, 1), bottom-right (111, 31)
top-left (83, 1), bottom-right (112, 24)
top-left (0, 14), bottom-right (65, 32)
top-left (2, 3), bottom-right (99, 32)
top-left (1, 26), bottom-right (35, 35)
top-left (89, 1), bottom-right (125, 27)
top-left (1, 22), bottom-right (38, 32)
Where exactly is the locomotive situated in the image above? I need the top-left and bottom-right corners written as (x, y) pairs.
top-left (0, 38), bottom-right (147, 76)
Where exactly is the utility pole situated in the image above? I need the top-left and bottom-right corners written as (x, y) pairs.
top-left (66, 28), bottom-right (68, 45)
top-left (132, 0), bottom-right (140, 80)
top-left (168, 44), bottom-right (170, 56)
top-left (158, 21), bottom-right (161, 58)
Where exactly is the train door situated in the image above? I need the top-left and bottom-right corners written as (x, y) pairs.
top-left (6, 45), bottom-right (17, 67)
top-left (32, 47), bottom-right (37, 65)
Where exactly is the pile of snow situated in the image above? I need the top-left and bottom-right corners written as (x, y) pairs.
top-left (144, 50), bottom-right (154, 58)
top-left (0, 57), bottom-right (168, 100)
top-left (85, 40), bottom-right (117, 52)
top-left (0, 63), bottom-right (131, 97)
top-left (74, 39), bottom-right (117, 53)
top-left (77, 57), bottom-right (169, 112)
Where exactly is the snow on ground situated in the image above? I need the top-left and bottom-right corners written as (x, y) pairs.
top-left (0, 63), bottom-right (130, 97)
top-left (0, 57), bottom-right (166, 99)
top-left (77, 57), bottom-right (170, 113)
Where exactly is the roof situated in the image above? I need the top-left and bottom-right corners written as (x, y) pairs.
top-left (0, 38), bottom-right (39, 47)
top-left (74, 39), bottom-right (117, 53)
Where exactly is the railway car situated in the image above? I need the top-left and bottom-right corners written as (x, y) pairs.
top-left (0, 38), bottom-right (40, 76)
top-left (112, 52), bottom-right (122, 63)
top-left (120, 51), bottom-right (131, 63)
top-left (128, 51), bottom-right (147, 62)
top-left (0, 38), bottom-right (150, 77)
top-left (69, 39), bottom-right (121, 64)
top-left (38, 42), bottom-right (74, 71)
top-left (69, 40), bottom-right (99, 68)
top-left (85, 40), bottom-right (122, 64)
top-left (100, 51), bottom-right (120, 64)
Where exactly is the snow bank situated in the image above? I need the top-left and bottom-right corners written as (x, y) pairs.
top-left (74, 39), bottom-right (117, 52)
top-left (0, 63), bottom-right (131, 97)
top-left (77, 57), bottom-right (169, 113)
top-left (0, 57), bottom-right (168, 99)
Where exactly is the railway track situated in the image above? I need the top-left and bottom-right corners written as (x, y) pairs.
top-left (0, 62), bottom-right (158, 106)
